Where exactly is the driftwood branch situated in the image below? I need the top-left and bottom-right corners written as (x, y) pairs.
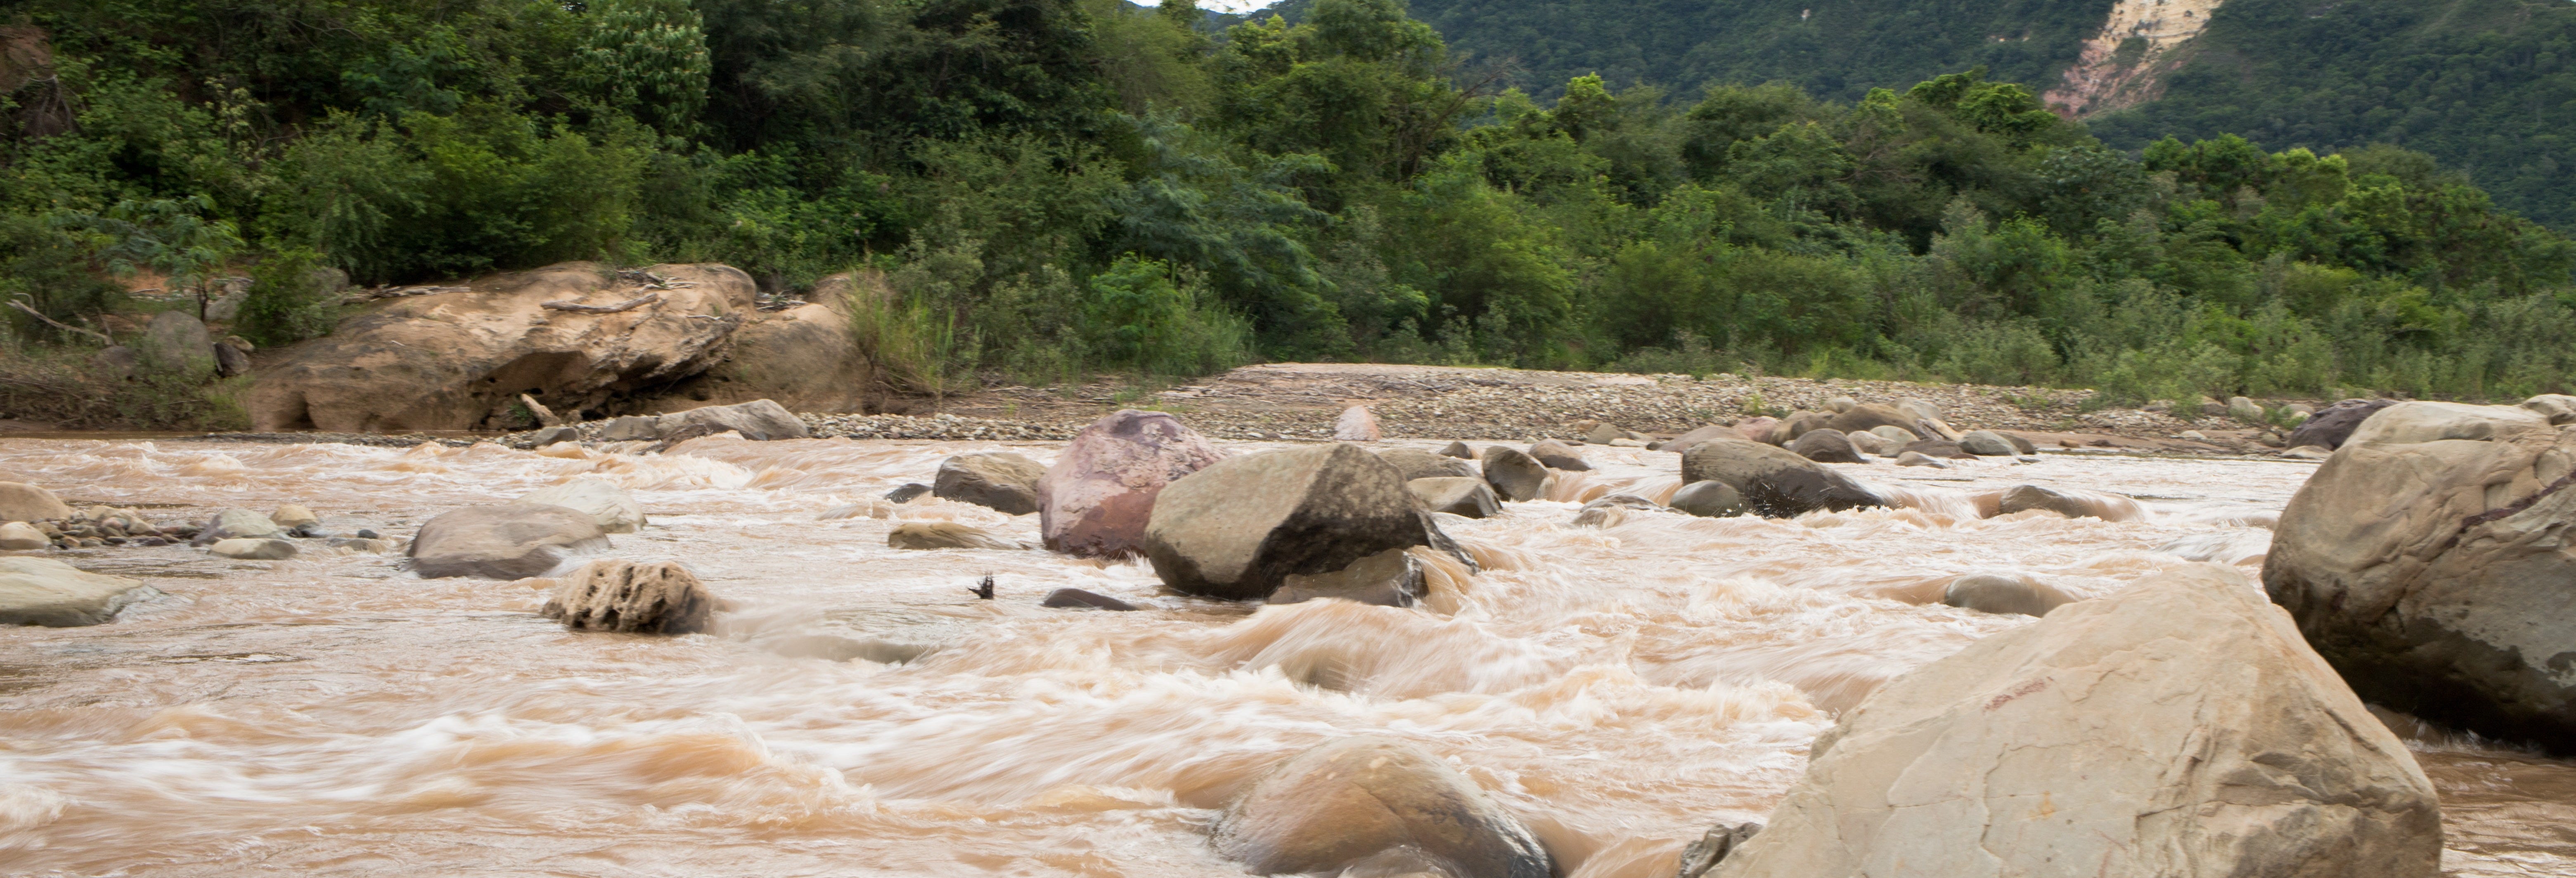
top-left (540, 292), bottom-right (660, 314)
top-left (518, 393), bottom-right (565, 427)
top-left (7, 299), bottom-right (114, 346)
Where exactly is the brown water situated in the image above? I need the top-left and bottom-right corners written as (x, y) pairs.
top-left (0, 436), bottom-right (2568, 877)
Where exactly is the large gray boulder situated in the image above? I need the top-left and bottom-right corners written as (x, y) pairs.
top-left (1714, 565), bottom-right (2441, 878)
top-left (517, 478), bottom-right (646, 533)
top-left (192, 508), bottom-right (284, 545)
top-left (1769, 410), bottom-right (1831, 445)
top-left (0, 557), bottom-right (161, 626)
top-left (1662, 424), bottom-right (1750, 454)
top-left (407, 504), bottom-right (611, 579)
top-left (1994, 485), bottom-right (2142, 521)
top-left (1940, 574), bottom-right (2074, 617)
top-left (2265, 400), bottom-right (2576, 753)
top-left (1478, 445), bottom-right (1549, 502)
top-left (2283, 398), bottom-right (2400, 450)
top-left (0, 482), bottom-right (71, 523)
top-left (1956, 430), bottom-right (2017, 456)
top-left (541, 559), bottom-right (718, 634)
top-left (1037, 410), bottom-right (1226, 558)
top-left (933, 452), bottom-right (1047, 515)
top-left (1669, 480), bottom-right (1747, 517)
top-left (1378, 448), bottom-right (1476, 482)
top-left (139, 310), bottom-right (215, 379)
top-left (887, 522), bottom-right (1020, 550)
top-left (1894, 397), bottom-right (1964, 441)
top-left (1527, 439), bottom-right (1590, 471)
top-left (1408, 477), bottom-right (1501, 518)
top-left (653, 398), bottom-right (809, 441)
top-left (1788, 428), bottom-right (1863, 464)
top-left (1266, 547), bottom-right (1423, 608)
top-left (1214, 736), bottom-right (1552, 878)
top-left (1681, 440), bottom-right (1882, 518)
top-left (1143, 444), bottom-right (1444, 601)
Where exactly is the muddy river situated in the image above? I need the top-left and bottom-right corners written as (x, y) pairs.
top-left (0, 435), bottom-right (2569, 876)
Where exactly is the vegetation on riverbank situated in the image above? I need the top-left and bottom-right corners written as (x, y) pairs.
top-left (2, 0), bottom-right (2572, 426)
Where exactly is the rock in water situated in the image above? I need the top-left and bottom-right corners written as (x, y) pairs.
top-left (1771, 410), bottom-right (1831, 445)
top-left (1584, 422), bottom-right (1624, 444)
top-left (933, 452), bottom-right (1047, 515)
top-left (1824, 404), bottom-right (1919, 438)
top-left (1040, 588), bottom-right (1137, 611)
top-left (2265, 401), bottom-right (2576, 753)
top-left (408, 504), bottom-right (611, 579)
top-left (1437, 441), bottom-right (1475, 459)
top-left (1572, 493), bottom-right (1663, 528)
top-left (1408, 477), bottom-right (1501, 518)
top-left (1868, 425), bottom-right (1919, 444)
top-left (653, 399), bottom-right (808, 441)
top-left (601, 415), bottom-right (662, 441)
top-left (1893, 397), bottom-right (1965, 441)
top-left (0, 521), bottom-right (46, 550)
top-left (1956, 430), bottom-right (2017, 456)
top-left (192, 508), bottom-right (284, 545)
top-left (0, 558), bottom-right (159, 626)
top-left (1663, 424), bottom-right (1751, 455)
top-left (1037, 410), bottom-right (1225, 558)
top-left (1527, 439), bottom-right (1590, 471)
top-left (1676, 822), bottom-right (1762, 878)
top-left (1267, 547), bottom-right (1423, 607)
top-left (1214, 736), bottom-right (1553, 878)
top-left (883, 483), bottom-right (931, 503)
top-left (0, 482), bottom-right (71, 523)
top-left (517, 478), bottom-right (646, 533)
top-left (269, 504), bottom-right (321, 530)
top-left (1712, 564), bottom-right (2441, 878)
top-left (1669, 480), bottom-right (1747, 517)
top-left (1143, 444), bottom-right (1442, 601)
top-left (1994, 484), bottom-right (2141, 521)
top-left (530, 425), bottom-right (580, 447)
top-left (1334, 405), bottom-right (1381, 441)
top-left (541, 559), bottom-right (717, 634)
top-left (1892, 451), bottom-right (1946, 469)
top-left (1479, 445), bottom-right (1549, 502)
top-left (1940, 574), bottom-right (2074, 617)
top-left (887, 522), bottom-right (1020, 550)
top-left (1900, 439), bottom-right (1974, 459)
top-left (1842, 430), bottom-right (1892, 457)
top-left (1377, 448), bottom-right (1476, 482)
top-left (1681, 440), bottom-right (1881, 518)
top-left (210, 538), bottom-right (298, 560)
top-left (2284, 398), bottom-right (2400, 450)
top-left (1788, 428), bottom-right (1863, 464)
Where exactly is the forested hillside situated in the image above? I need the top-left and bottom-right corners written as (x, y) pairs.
top-left (2, 0), bottom-right (2572, 423)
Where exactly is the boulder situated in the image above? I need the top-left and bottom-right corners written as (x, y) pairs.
top-left (1041, 587), bottom-right (1137, 611)
top-left (1901, 439), bottom-right (1974, 459)
top-left (1334, 405), bottom-right (1382, 441)
top-left (2282, 445), bottom-right (2332, 460)
top-left (89, 346), bottom-right (139, 383)
top-left (1213, 736), bottom-right (1553, 878)
top-left (651, 399), bottom-right (808, 441)
top-left (1572, 493), bottom-right (1663, 528)
top-left (1824, 395), bottom-right (1857, 413)
top-left (541, 559), bottom-right (717, 634)
top-left (517, 478), bottom-right (646, 533)
top-left (1681, 440), bottom-right (1882, 518)
top-left (0, 482), bottom-right (71, 522)
top-left (1527, 438), bottom-right (1590, 471)
top-left (601, 415), bottom-right (662, 441)
top-left (1479, 445), bottom-right (1550, 502)
top-left (1788, 428), bottom-right (1863, 464)
top-left (1956, 430), bottom-right (2017, 456)
top-left (1940, 574), bottom-right (2074, 617)
top-left (2283, 398), bottom-right (2401, 451)
top-left (269, 504), bottom-right (320, 530)
top-left (1842, 430), bottom-right (1892, 457)
top-left (1995, 484), bottom-right (2140, 521)
top-left (139, 310), bottom-right (215, 379)
top-left (209, 538), bottom-right (298, 560)
top-left (1676, 822), bottom-right (1763, 878)
top-left (249, 263), bottom-right (758, 431)
top-left (1377, 448), bottom-right (1476, 482)
top-left (1825, 404), bottom-right (1918, 438)
top-left (933, 452), bottom-right (1047, 515)
top-left (1893, 451), bottom-right (1946, 468)
top-left (1584, 422), bottom-right (1625, 444)
top-left (1037, 410), bottom-right (1226, 558)
top-left (1771, 410), bottom-right (1831, 445)
top-left (211, 339), bottom-right (251, 377)
top-left (1143, 444), bottom-right (1444, 600)
top-left (407, 504), bottom-right (611, 579)
top-left (1267, 547), bottom-right (1423, 607)
top-left (883, 483), bottom-right (931, 503)
top-left (2228, 395), bottom-right (2265, 422)
top-left (1437, 441), bottom-right (1475, 459)
top-left (887, 522), bottom-right (1020, 550)
top-left (0, 557), bottom-right (159, 626)
top-left (0, 521), bottom-right (47, 550)
top-left (1668, 480), bottom-right (1746, 517)
top-left (1664, 424), bottom-right (1751, 454)
top-left (2265, 401), bottom-right (2576, 753)
top-left (192, 508), bottom-right (284, 545)
top-left (643, 275), bottom-right (868, 412)
top-left (1733, 416), bottom-right (1779, 443)
top-left (530, 425), bottom-right (580, 447)
top-left (1868, 425), bottom-right (1919, 444)
top-left (1408, 477), bottom-right (1501, 519)
top-left (1893, 397), bottom-right (1964, 441)
top-left (2520, 393), bottom-right (2576, 425)
top-left (1712, 565), bottom-right (2441, 878)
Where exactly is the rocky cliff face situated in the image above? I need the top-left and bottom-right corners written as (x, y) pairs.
top-left (2046, 0), bottom-right (2228, 116)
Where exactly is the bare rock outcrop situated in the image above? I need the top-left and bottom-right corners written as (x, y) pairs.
top-left (249, 263), bottom-right (756, 432)
top-left (2265, 400), bottom-right (2576, 753)
top-left (1037, 409), bottom-right (1225, 557)
top-left (644, 273), bottom-right (869, 412)
top-left (1214, 736), bottom-right (1553, 878)
top-left (1714, 564), bottom-right (2441, 878)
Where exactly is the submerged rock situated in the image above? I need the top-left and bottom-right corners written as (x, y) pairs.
top-left (1144, 444), bottom-right (1439, 601)
top-left (517, 478), bottom-right (646, 533)
top-left (2266, 400), bottom-right (2576, 754)
top-left (0, 483), bottom-right (71, 523)
top-left (1040, 588), bottom-right (1137, 611)
top-left (1995, 485), bottom-right (2138, 521)
top-left (887, 522), bottom-right (1020, 550)
top-left (1668, 480), bottom-right (1746, 518)
top-left (1940, 574), bottom-right (2074, 617)
top-left (1478, 445), bottom-right (1549, 502)
top-left (1713, 564), bottom-right (2441, 878)
top-left (1681, 440), bottom-right (1881, 518)
top-left (0, 557), bottom-right (158, 627)
top-left (408, 504), bottom-right (611, 579)
top-left (1267, 547), bottom-right (1422, 608)
top-left (1214, 736), bottom-right (1553, 878)
top-left (1527, 439), bottom-right (1590, 471)
top-left (934, 452), bottom-right (1047, 515)
top-left (1572, 493), bottom-right (1663, 528)
top-left (1037, 409), bottom-right (1226, 558)
top-left (541, 559), bottom-right (717, 634)
top-left (883, 483), bottom-right (932, 503)
top-left (1408, 477), bottom-right (1501, 518)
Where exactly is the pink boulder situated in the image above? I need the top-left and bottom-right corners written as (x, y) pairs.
top-left (1334, 405), bottom-right (1382, 441)
top-left (1038, 409), bottom-right (1227, 557)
